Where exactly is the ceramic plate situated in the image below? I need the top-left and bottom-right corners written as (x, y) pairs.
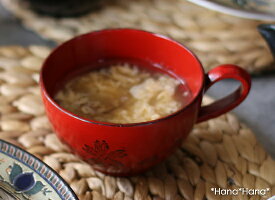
top-left (0, 139), bottom-right (78, 200)
top-left (186, 0), bottom-right (275, 21)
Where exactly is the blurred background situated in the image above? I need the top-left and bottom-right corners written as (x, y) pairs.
top-left (0, 1), bottom-right (274, 199)
top-left (0, 0), bottom-right (274, 158)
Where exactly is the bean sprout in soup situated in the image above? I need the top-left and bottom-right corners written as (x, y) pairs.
top-left (54, 64), bottom-right (192, 124)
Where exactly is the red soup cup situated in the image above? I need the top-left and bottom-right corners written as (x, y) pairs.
top-left (40, 29), bottom-right (251, 176)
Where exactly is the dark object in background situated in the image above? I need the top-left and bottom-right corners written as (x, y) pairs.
top-left (258, 24), bottom-right (275, 60)
top-left (24, 0), bottom-right (102, 17)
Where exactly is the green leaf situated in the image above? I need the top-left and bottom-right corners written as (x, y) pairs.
top-left (25, 181), bottom-right (45, 195)
top-left (9, 163), bottom-right (22, 183)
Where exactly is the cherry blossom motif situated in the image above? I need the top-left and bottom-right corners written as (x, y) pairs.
top-left (83, 140), bottom-right (127, 172)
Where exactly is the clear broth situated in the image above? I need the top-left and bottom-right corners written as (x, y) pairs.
top-left (54, 58), bottom-right (193, 124)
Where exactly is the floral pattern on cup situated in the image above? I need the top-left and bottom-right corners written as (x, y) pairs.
top-left (83, 140), bottom-right (127, 172)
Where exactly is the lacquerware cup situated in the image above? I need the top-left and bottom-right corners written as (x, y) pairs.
top-left (40, 29), bottom-right (251, 176)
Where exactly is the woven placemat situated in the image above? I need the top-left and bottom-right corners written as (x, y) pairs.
top-left (1, 0), bottom-right (274, 74)
top-left (0, 46), bottom-right (274, 200)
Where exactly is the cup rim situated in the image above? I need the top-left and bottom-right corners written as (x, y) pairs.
top-left (40, 28), bottom-right (205, 127)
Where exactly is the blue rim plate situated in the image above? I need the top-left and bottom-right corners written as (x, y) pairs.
top-left (0, 139), bottom-right (78, 200)
top-left (186, 0), bottom-right (275, 21)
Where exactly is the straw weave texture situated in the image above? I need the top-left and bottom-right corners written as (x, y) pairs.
top-left (0, 0), bottom-right (274, 73)
top-left (0, 46), bottom-right (274, 199)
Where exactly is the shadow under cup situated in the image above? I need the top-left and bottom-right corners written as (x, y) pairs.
top-left (40, 29), bottom-right (206, 175)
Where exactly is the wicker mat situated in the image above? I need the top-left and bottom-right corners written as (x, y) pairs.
top-left (1, 0), bottom-right (274, 74)
top-left (0, 46), bottom-right (274, 200)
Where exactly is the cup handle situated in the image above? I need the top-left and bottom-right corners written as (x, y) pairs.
top-left (196, 64), bottom-right (251, 123)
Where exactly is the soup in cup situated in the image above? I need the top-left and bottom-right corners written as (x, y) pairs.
top-left (40, 29), bottom-right (251, 176)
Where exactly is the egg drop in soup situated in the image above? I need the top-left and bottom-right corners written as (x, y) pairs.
top-left (54, 62), bottom-right (192, 124)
